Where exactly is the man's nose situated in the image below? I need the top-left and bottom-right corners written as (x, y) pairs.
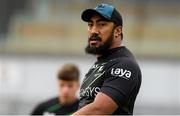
top-left (90, 26), bottom-right (99, 34)
top-left (62, 86), bottom-right (69, 93)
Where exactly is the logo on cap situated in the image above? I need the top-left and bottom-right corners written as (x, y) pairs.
top-left (97, 4), bottom-right (106, 8)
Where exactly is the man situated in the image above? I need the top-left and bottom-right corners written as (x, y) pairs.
top-left (31, 64), bottom-right (80, 115)
top-left (73, 3), bottom-right (141, 115)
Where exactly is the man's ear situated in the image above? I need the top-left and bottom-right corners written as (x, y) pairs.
top-left (114, 26), bottom-right (122, 38)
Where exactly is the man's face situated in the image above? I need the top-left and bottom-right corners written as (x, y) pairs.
top-left (85, 14), bottom-right (115, 55)
top-left (58, 80), bottom-right (79, 104)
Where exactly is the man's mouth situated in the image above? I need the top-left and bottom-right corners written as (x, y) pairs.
top-left (89, 40), bottom-right (100, 46)
top-left (88, 35), bottom-right (101, 46)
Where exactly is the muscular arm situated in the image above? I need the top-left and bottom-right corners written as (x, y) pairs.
top-left (73, 92), bottom-right (118, 115)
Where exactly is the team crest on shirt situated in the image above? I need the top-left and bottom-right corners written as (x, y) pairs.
top-left (110, 68), bottom-right (131, 80)
top-left (91, 64), bottom-right (106, 73)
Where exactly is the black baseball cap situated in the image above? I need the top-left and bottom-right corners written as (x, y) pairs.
top-left (81, 3), bottom-right (123, 26)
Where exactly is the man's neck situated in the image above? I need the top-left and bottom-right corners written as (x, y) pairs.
top-left (96, 45), bottom-right (121, 58)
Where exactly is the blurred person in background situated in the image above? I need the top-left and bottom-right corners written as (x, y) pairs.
top-left (31, 64), bottom-right (80, 115)
top-left (73, 3), bottom-right (141, 115)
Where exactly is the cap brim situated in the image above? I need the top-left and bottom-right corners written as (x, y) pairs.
top-left (81, 9), bottom-right (110, 22)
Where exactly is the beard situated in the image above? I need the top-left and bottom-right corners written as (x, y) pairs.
top-left (85, 30), bottom-right (114, 55)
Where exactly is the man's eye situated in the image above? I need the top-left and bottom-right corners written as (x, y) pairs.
top-left (99, 23), bottom-right (106, 26)
top-left (68, 84), bottom-right (73, 88)
top-left (88, 23), bottom-right (93, 27)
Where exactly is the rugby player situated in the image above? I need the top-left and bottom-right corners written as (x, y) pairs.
top-left (31, 64), bottom-right (80, 115)
top-left (73, 3), bottom-right (142, 115)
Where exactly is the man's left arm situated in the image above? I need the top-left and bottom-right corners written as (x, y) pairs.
top-left (73, 92), bottom-right (118, 115)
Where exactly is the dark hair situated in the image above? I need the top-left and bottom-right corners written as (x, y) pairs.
top-left (57, 64), bottom-right (79, 81)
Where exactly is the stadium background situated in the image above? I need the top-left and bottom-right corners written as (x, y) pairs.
top-left (0, 0), bottom-right (179, 114)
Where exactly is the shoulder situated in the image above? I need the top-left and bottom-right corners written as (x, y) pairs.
top-left (105, 57), bottom-right (141, 80)
top-left (38, 97), bottom-right (59, 108)
top-left (108, 56), bottom-right (140, 70)
top-left (31, 97), bottom-right (59, 115)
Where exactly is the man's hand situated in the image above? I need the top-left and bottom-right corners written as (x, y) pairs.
top-left (73, 92), bottom-right (118, 115)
